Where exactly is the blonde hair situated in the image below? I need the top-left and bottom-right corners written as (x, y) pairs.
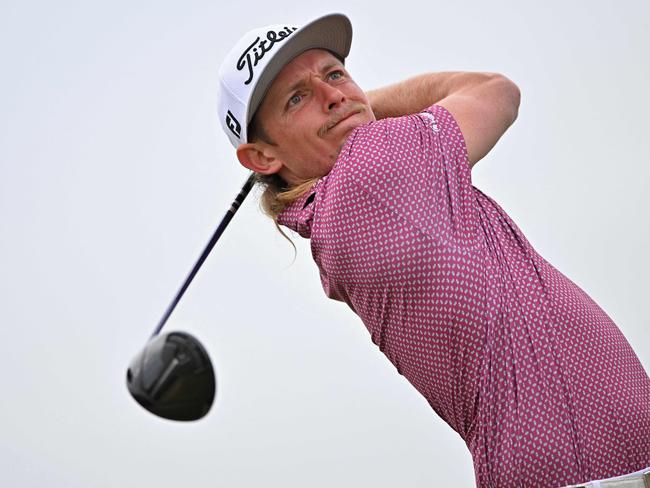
top-left (248, 113), bottom-right (319, 249)
top-left (254, 172), bottom-right (319, 250)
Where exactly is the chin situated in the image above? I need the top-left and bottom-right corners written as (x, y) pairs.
top-left (338, 120), bottom-right (365, 142)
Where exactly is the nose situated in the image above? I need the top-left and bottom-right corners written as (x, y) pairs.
top-left (314, 77), bottom-right (346, 112)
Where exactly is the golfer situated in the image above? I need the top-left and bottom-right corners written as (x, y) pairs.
top-left (217, 13), bottom-right (650, 488)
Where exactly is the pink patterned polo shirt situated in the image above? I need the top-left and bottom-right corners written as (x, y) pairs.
top-left (276, 104), bottom-right (650, 488)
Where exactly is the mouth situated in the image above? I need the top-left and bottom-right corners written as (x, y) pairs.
top-left (319, 108), bottom-right (365, 137)
top-left (329, 110), bottom-right (360, 130)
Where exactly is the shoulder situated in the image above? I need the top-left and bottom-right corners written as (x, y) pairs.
top-left (328, 106), bottom-right (449, 188)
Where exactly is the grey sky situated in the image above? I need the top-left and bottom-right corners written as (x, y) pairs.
top-left (1, 0), bottom-right (648, 486)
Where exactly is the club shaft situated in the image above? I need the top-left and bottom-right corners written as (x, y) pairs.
top-left (150, 173), bottom-right (256, 338)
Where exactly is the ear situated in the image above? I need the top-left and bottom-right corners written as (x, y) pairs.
top-left (236, 143), bottom-right (283, 175)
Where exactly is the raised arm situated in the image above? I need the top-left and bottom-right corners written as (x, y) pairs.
top-left (366, 72), bottom-right (521, 169)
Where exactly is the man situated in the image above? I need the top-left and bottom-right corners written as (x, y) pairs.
top-left (217, 13), bottom-right (650, 488)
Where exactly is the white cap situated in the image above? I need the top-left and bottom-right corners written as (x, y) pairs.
top-left (217, 13), bottom-right (353, 148)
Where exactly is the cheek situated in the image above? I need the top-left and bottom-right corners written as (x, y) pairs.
top-left (345, 81), bottom-right (367, 99)
top-left (281, 110), bottom-right (318, 136)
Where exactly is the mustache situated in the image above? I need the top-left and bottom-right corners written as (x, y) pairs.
top-left (317, 103), bottom-right (368, 138)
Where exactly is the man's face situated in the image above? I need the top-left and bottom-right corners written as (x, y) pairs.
top-left (242, 49), bottom-right (375, 185)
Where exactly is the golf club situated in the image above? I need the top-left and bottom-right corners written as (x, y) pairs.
top-left (126, 172), bottom-right (255, 421)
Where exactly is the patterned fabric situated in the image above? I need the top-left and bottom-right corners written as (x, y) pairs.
top-left (276, 104), bottom-right (650, 488)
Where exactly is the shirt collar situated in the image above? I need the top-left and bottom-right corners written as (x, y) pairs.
top-left (276, 177), bottom-right (327, 239)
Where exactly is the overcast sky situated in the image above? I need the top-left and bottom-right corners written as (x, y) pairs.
top-left (1, 0), bottom-right (648, 487)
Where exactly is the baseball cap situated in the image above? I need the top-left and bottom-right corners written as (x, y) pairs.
top-left (217, 13), bottom-right (353, 148)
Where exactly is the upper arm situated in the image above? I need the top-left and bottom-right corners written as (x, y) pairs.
top-left (436, 75), bottom-right (520, 169)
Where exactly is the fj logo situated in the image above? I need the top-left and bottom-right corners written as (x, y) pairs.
top-left (226, 110), bottom-right (241, 138)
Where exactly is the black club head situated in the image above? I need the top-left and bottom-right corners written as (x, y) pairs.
top-left (126, 331), bottom-right (216, 421)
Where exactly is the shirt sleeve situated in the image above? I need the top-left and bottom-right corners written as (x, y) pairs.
top-left (338, 104), bottom-right (479, 246)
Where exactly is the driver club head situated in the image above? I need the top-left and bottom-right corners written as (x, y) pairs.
top-left (126, 331), bottom-right (216, 421)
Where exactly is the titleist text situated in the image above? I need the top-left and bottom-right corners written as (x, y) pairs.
top-left (237, 27), bottom-right (298, 85)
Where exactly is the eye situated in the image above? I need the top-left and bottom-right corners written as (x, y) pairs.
top-left (328, 70), bottom-right (343, 81)
top-left (288, 93), bottom-right (302, 107)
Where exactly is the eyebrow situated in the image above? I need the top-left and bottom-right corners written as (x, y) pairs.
top-left (282, 60), bottom-right (344, 98)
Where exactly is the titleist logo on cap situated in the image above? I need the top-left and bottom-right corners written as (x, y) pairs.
top-left (237, 27), bottom-right (298, 85)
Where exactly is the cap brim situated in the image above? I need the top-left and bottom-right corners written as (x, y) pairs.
top-left (247, 13), bottom-right (352, 132)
